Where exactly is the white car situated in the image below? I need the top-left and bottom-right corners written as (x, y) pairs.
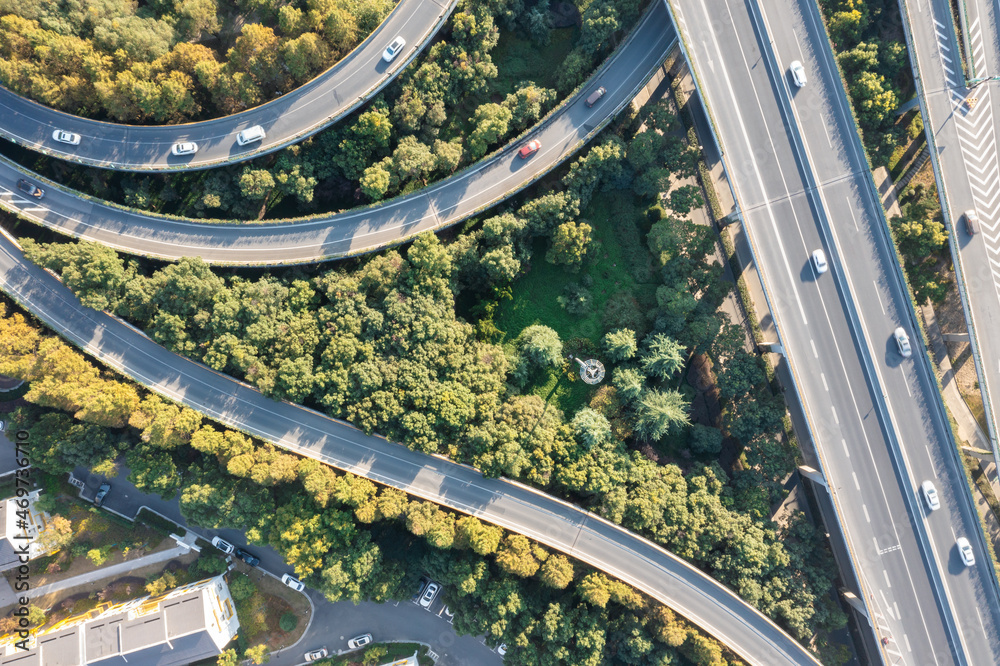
top-left (171, 142), bottom-right (198, 156)
top-left (211, 536), bottom-right (234, 554)
top-left (304, 648), bottom-right (328, 662)
top-left (811, 249), bottom-right (828, 275)
top-left (281, 573), bottom-right (305, 591)
top-left (920, 480), bottom-right (940, 511)
top-left (893, 327), bottom-right (912, 358)
top-left (498, 643), bottom-right (507, 656)
top-left (956, 537), bottom-right (975, 567)
top-left (51, 129), bottom-right (81, 145)
top-left (347, 633), bottom-right (372, 649)
top-left (419, 581), bottom-right (440, 607)
top-left (383, 36), bottom-right (406, 62)
top-left (789, 60), bottom-right (807, 87)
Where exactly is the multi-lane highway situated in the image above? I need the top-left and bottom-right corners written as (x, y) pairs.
top-left (0, 3), bottom-right (674, 265)
top-left (669, 0), bottom-right (1000, 662)
top-left (902, 0), bottom-right (1000, 478)
top-left (0, 0), bottom-right (455, 172)
top-left (0, 231), bottom-right (820, 666)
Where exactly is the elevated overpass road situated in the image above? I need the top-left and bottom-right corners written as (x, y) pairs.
top-left (668, 0), bottom-right (1000, 661)
top-left (761, 0), bottom-right (1000, 660)
top-left (0, 3), bottom-right (674, 264)
top-left (0, 0), bottom-right (456, 172)
top-left (0, 235), bottom-right (821, 666)
top-left (905, 0), bottom-right (1000, 480)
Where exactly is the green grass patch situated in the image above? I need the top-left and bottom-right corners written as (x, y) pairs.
top-left (492, 27), bottom-right (577, 96)
top-left (494, 190), bottom-right (658, 415)
top-left (136, 508), bottom-right (185, 537)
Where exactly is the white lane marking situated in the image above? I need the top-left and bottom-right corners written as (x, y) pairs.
top-left (872, 281), bottom-right (886, 314)
top-left (883, 569), bottom-right (891, 587)
top-left (904, 634), bottom-right (911, 652)
top-left (863, 504), bottom-right (871, 522)
top-left (810, 339), bottom-right (818, 357)
top-left (847, 201), bottom-right (859, 231)
top-left (977, 607), bottom-right (986, 635)
top-left (831, 405), bottom-right (839, 424)
top-left (853, 472), bottom-right (861, 490)
top-left (900, 367), bottom-right (912, 396)
top-left (925, 445), bottom-right (935, 472)
top-left (842, 439), bottom-right (850, 458)
top-left (821, 372), bottom-right (829, 391)
top-left (881, 589), bottom-right (894, 618)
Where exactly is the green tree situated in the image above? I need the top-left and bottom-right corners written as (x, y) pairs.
top-left (546, 221), bottom-right (592, 270)
top-left (517, 325), bottom-right (563, 369)
top-left (634, 389), bottom-right (689, 441)
top-left (571, 407), bottom-right (611, 448)
top-left (468, 102), bottom-right (513, 159)
top-left (667, 184), bottom-right (704, 215)
top-left (539, 553), bottom-right (574, 589)
top-left (244, 644), bottom-right (270, 665)
top-left (612, 366), bottom-right (645, 402)
top-left (688, 424), bottom-right (724, 455)
top-left (603, 328), bottom-right (637, 361)
top-left (360, 160), bottom-right (393, 201)
top-left (640, 333), bottom-right (686, 380)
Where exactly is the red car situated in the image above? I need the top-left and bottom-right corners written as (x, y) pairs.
top-left (518, 140), bottom-right (541, 158)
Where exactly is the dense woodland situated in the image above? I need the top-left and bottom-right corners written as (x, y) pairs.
top-left (0, 302), bottom-right (741, 666)
top-left (0, 0), bottom-right (395, 121)
top-left (11, 0), bottom-right (642, 220)
top-left (15, 96), bottom-right (848, 664)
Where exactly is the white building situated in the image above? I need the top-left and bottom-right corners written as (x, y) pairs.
top-left (0, 490), bottom-right (52, 572)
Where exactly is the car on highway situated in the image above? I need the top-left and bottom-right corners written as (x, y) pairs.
top-left (51, 129), bottom-right (81, 145)
top-left (920, 480), bottom-right (940, 511)
top-left (234, 547), bottom-right (260, 567)
top-left (347, 633), bottom-right (373, 649)
top-left (94, 482), bottom-right (111, 507)
top-left (419, 581), bottom-right (440, 607)
top-left (893, 327), bottom-right (912, 358)
top-left (789, 60), bottom-right (807, 87)
top-left (963, 209), bottom-right (978, 236)
top-left (811, 249), bottom-right (828, 275)
top-left (171, 142), bottom-right (198, 156)
top-left (383, 36), bottom-right (406, 62)
top-left (16, 179), bottom-right (44, 199)
top-left (236, 125), bottom-right (266, 146)
top-left (281, 573), bottom-right (305, 591)
top-left (956, 537), bottom-right (975, 567)
top-left (304, 648), bottom-right (328, 662)
top-left (518, 139), bottom-right (541, 159)
top-left (585, 86), bottom-right (607, 107)
top-left (211, 536), bottom-right (235, 554)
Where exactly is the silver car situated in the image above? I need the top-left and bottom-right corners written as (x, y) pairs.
top-left (893, 327), bottom-right (912, 358)
top-left (789, 60), bottom-right (807, 87)
top-left (419, 581), bottom-right (440, 607)
top-left (383, 36), bottom-right (406, 62)
top-left (52, 129), bottom-right (81, 145)
top-left (811, 249), bottom-right (828, 275)
top-left (920, 480), bottom-right (940, 511)
top-left (956, 537), bottom-right (975, 567)
top-left (171, 142), bottom-right (198, 156)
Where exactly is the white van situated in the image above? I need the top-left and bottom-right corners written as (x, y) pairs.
top-left (236, 125), bottom-right (266, 146)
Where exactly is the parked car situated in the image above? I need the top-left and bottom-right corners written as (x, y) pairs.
top-left (920, 481), bottom-right (940, 511)
top-left (234, 547), bottom-right (260, 567)
top-left (51, 129), bottom-right (81, 145)
top-left (789, 60), bottom-right (807, 87)
top-left (347, 634), bottom-right (373, 649)
top-left (893, 327), bottom-right (912, 359)
top-left (171, 142), bottom-right (198, 156)
top-left (281, 573), bottom-right (305, 591)
top-left (518, 139), bottom-right (541, 159)
top-left (236, 125), bottom-right (266, 146)
top-left (304, 648), bottom-right (328, 662)
top-left (956, 537), bottom-right (975, 567)
top-left (383, 36), bottom-right (406, 62)
top-left (811, 249), bottom-right (828, 275)
top-left (419, 581), bottom-right (440, 607)
top-left (211, 536), bottom-right (235, 554)
top-left (0, 420), bottom-right (5, 431)
top-left (964, 209), bottom-right (979, 236)
top-left (94, 482), bottom-right (111, 507)
top-left (16, 179), bottom-right (43, 199)
top-left (585, 86), bottom-right (607, 107)
top-left (498, 644), bottom-right (508, 656)
top-left (411, 578), bottom-right (428, 603)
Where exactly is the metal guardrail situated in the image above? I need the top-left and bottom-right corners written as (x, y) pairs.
top-left (0, 0), bottom-right (458, 173)
top-left (659, 0), bottom-right (882, 653)
top-left (0, 3), bottom-right (674, 266)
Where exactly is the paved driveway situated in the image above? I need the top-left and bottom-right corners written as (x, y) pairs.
top-left (73, 466), bottom-right (501, 665)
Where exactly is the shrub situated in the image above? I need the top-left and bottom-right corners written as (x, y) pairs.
top-left (229, 574), bottom-right (256, 601)
top-left (279, 612), bottom-right (298, 632)
top-left (557, 283), bottom-right (593, 316)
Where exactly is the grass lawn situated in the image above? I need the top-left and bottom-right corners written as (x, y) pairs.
top-left (494, 190), bottom-right (659, 416)
top-left (491, 27), bottom-right (577, 97)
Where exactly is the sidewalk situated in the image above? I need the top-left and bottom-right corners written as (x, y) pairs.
top-left (27, 544), bottom-right (189, 601)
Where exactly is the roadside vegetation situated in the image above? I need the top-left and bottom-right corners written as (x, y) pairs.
top-left (5, 0), bottom-right (643, 222)
top-left (819, 0), bottom-right (912, 165)
top-left (11, 93), bottom-right (847, 663)
top-left (0, 0), bottom-right (394, 123)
